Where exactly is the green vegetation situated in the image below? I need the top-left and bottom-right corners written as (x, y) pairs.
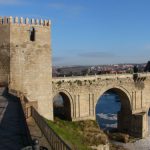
top-left (46, 118), bottom-right (93, 150)
top-left (56, 81), bottom-right (62, 86)
top-left (74, 80), bottom-right (82, 86)
top-left (68, 81), bottom-right (72, 86)
top-left (46, 118), bottom-right (126, 150)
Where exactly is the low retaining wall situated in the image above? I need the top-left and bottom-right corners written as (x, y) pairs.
top-left (31, 107), bottom-right (72, 150)
top-left (9, 89), bottom-right (72, 150)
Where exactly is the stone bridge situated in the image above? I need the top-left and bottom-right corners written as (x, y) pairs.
top-left (52, 73), bottom-right (150, 138)
top-left (0, 16), bottom-right (150, 139)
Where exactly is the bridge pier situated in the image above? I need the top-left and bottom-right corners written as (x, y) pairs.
top-left (130, 112), bottom-right (148, 138)
top-left (118, 111), bottom-right (148, 138)
top-left (118, 111), bottom-right (131, 134)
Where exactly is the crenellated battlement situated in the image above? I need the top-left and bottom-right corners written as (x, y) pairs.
top-left (0, 16), bottom-right (51, 26)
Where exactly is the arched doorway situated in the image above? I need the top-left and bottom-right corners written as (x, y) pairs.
top-left (53, 92), bottom-right (72, 121)
top-left (96, 88), bottom-right (132, 133)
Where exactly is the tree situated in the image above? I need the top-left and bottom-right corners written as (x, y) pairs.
top-left (133, 65), bottom-right (138, 73)
top-left (144, 61), bottom-right (150, 72)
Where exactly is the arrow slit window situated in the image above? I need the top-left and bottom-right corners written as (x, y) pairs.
top-left (30, 27), bottom-right (35, 41)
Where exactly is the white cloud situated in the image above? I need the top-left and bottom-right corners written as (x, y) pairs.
top-left (0, 0), bottom-right (18, 4)
top-left (144, 44), bottom-right (150, 50)
top-left (48, 2), bottom-right (84, 15)
top-left (0, 0), bottom-right (26, 5)
top-left (53, 56), bottom-right (65, 62)
top-left (79, 51), bottom-right (116, 58)
top-left (48, 2), bottom-right (65, 10)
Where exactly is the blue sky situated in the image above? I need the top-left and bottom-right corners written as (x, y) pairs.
top-left (1, 0), bottom-right (150, 66)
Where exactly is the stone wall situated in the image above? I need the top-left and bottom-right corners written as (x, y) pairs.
top-left (0, 22), bottom-right (10, 84)
top-left (10, 17), bottom-right (53, 120)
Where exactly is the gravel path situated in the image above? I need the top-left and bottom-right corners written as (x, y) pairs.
top-left (122, 135), bottom-right (150, 150)
top-left (120, 118), bottom-right (150, 150)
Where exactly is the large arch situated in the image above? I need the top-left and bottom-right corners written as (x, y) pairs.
top-left (96, 86), bottom-right (132, 112)
top-left (53, 90), bottom-right (74, 121)
top-left (96, 86), bottom-right (132, 133)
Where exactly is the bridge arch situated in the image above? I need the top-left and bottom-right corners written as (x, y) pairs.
top-left (53, 89), bottom-right (74, 121)
top-left (95, 86), bottom-right (132, 132)
top-left (96, 86), bottom-right (132, 113)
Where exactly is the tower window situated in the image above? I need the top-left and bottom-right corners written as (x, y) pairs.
top-left (30, 27), bottom-right (35, 41)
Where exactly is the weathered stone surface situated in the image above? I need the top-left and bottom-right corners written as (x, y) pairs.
top-left (52, 73), bottom-right (150, 138)
top-left (0, 16), bottom-right (53, 120)
top-left (0, 16), bottom-right (150, 139)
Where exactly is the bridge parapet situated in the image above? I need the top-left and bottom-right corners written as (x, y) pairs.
top-left (52, 73), bottom-right (150, 82)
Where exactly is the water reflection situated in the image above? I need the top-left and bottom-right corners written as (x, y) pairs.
top-left (96, 92), bottom-right (121, 130)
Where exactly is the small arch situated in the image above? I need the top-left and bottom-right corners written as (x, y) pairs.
top-left (53, 91), bottom-right (72, 121)
top-left (30, 27), bottom-right (35, 41)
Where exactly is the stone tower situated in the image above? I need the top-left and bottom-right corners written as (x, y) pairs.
top-left (0, 16), bottom-right (53, 120)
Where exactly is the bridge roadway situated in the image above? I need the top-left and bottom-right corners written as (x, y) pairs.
top-left (0, 87), bottom-right (31, 150)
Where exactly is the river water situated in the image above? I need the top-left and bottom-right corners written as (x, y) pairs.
top-left (96, 92), bottom-right (150, 132)
top-left (96, 92), bottom-right (121, 130)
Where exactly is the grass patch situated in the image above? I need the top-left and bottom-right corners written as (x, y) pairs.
top-left (46, 118), bottom-right (91, 150)
top-left (46, 118), bottom-right (126, 150)
top-left (47, 119), bottom-right (108, 150)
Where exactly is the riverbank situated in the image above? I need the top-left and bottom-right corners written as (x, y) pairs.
top-left (46, 118), bottom-right (126, 150)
